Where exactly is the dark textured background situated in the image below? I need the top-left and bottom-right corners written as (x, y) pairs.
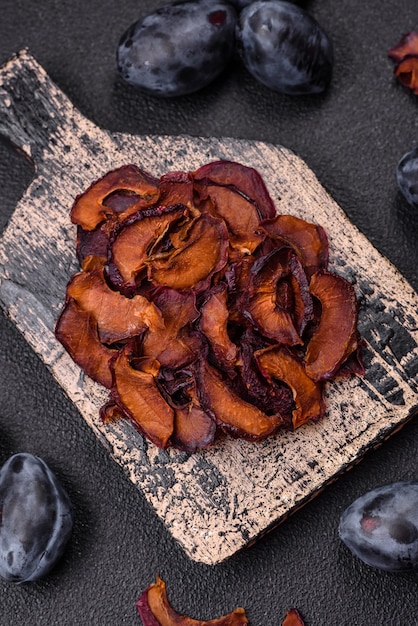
top-left (1, 1), bottom-right (418, 624)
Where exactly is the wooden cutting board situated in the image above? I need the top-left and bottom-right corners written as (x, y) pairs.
top-left (1, 49), bottom-right (417, 566)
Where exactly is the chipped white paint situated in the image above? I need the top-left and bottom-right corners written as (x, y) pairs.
top-left (0, 50), bottom-right (417, 564)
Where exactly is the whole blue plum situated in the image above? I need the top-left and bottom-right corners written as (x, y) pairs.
top-left (396, 147), bottom-right (418, 208)
top-left (235, 0), bottom-right (333, 95)
top-left (0, 453), bottom-right (73, 583)
top-left (339, 481), bottom-right (418, 571)
top-left (116, 1), bottom-right (237, 97)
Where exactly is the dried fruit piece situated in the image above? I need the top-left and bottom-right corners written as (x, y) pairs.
top-left (235, 331), bottom-right (294, 422)
top-left (388, 32), bottom-right (418, 94)
top-left (388, 31), bottom-right (418, 62)
top-left (108, 204), bottom-right (188, 295)
top-left (71, 164), bottom-right (160, 231)
top-left (76, 223), bottom-right (109, 270)
top-left (142, 288), bottom-right (200, 368)
top-left (111, 346), bottom-right (174, 448)
top-left (136, 576), bottom-right (248, 626)
top-left (193, 160), bottom-right (277, 221)
top-left (256, 345), bottom-right (325, 428)
top-left (199, 283), bottom-right (238, 370)
top-left (394, 56), bottom-right (418, 95)
top-left (260, 214), bottom-right (328, 276)
top-left (288, 254), bottom-right (314, 336)
top-left (66, 267), bottom-right (164, 344)
top-left (195, 182), bottom-right (265, 253)
top-left (147, 213), bottom-right (229, 291)
top-left (197, 359), bottom-right (283, 439)
top-left (158, 171), bottom-right (195, 208)
top-left (172, 384), bottom-right (216, 453)
top-left (305, 270), bottom-right (359, 382)
top-left (55, 298), bottom-right (115, 388)
top-left (243, 248), bottom-right (302, 346)
top-left (282, 609), bottom-right (305, 626)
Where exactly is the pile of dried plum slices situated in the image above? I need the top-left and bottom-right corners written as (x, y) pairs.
top-left (55, 160), bottom-right (364, 452)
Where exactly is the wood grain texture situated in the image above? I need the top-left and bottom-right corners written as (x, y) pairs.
top-left (0, 49), bottom-right (417, 565)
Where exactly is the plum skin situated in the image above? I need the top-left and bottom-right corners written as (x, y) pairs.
top-left (0, 453), bottom-right (73, 583)
top-left (116, 1), bottom-right (237, 97)
top-left (396, 147), bottom-right (418, 208)
top-left (339, 481), bottom-right (418, 571)
top-left (235, 0), bottom-right (333, 95)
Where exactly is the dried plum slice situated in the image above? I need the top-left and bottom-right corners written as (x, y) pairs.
top-left (137, 576), bottom-right (249, 626)
top-left (147, 212), bottom-right (229, 291)
top-left (256, 345), bottom-right (325, 429)
top-left (389, 33), bottom-right (418, 95)
top-left (142, 288), bottom-right (200, 368)
top-left (199, 283), bottom-right (238, 370)
top-left (194, 182), bottom-right (265, 254)
top-left (55, 298), bottom-right (115, 388)
top-left (288, 253), bottom-right (314, 337)
top-left (242, 247), bottom-right (302, 345)
top-left (196, 359), bottom-right (284, 439)
top-left (235, 331), bottom-right (294, 423)
top-left (158, 170), bottom-right (195, 208)
top-left (172, 403), bottom-right (216, 453)
top-left (282, 609), bottom-right (306, 626)
top-left (71, 164), bottom-right (160, 231)
top-left (111, 346), bottom-right (174, 449)
top-left (305, 270), bottom-right (359, 381)
top-left (193, 159), bottom-right (277, 220)
top-left (76, 223), bottom-right (109, 270)
top-left (65, 267), bottom-right (164, 344)
top-left (261, 214), bottom-right (329, 276)
top-left (388, 31), bottom-right (418, 62)
top-left (108, 204), bottom-right (189, 295)
top-left (393, 56), bottom-right (418, 95)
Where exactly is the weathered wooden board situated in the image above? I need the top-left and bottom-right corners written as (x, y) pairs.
top-left (0, 49), bottom-right (417, 565)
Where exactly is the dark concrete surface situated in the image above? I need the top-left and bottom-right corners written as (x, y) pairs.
top-left (1, 1), bottom-right (418, 624)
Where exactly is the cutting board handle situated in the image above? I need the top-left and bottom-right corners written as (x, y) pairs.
top-left (0, 48), bottom-right (92, 165)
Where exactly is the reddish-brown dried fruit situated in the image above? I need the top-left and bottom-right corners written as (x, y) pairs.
top-left (388, 32), bottom-right (418, 94)
top-left (137, 576), bottom-right (248, 626)
top-left (394, 56), bottom-right (418, 95)
top-left (148, 213), bottom-right (229, 291)
top-left (282, 608), bottom-right (306, 626)
top-left (193, 160), bottom-right (277, 220)
top-left (111, 346), bottom-right (174, 448)
top-left (56, 159), bottom-right (363, 451)
top-left (256, 345), bottom-right (325, 429)
top-left (172, 388), bottom-right (216, 453)
top-left (242, 248), bottom-right (302, 346)
top-left (388, 31), bottom-right (418, 62)
top-left (142, 288), bottom-right (200, 368)
top-left (71, 164), bottom-right (160, 231)
top-left (200, 283), bottom-right (238, 370)
top-left (66, 267), bottom-right (164, 344)
top-left (55, 299), bottom-right (115, 389)
top-left (260, 214), bottom-right (328, 276)
top-left (108, 204), bottom-right (188, 295)
top-left (158, 171), bottom-right (195, 208)
top-left (197, 359), bottom-right (284, 439)
top-left (305, 270), bottom-right (359, 382)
